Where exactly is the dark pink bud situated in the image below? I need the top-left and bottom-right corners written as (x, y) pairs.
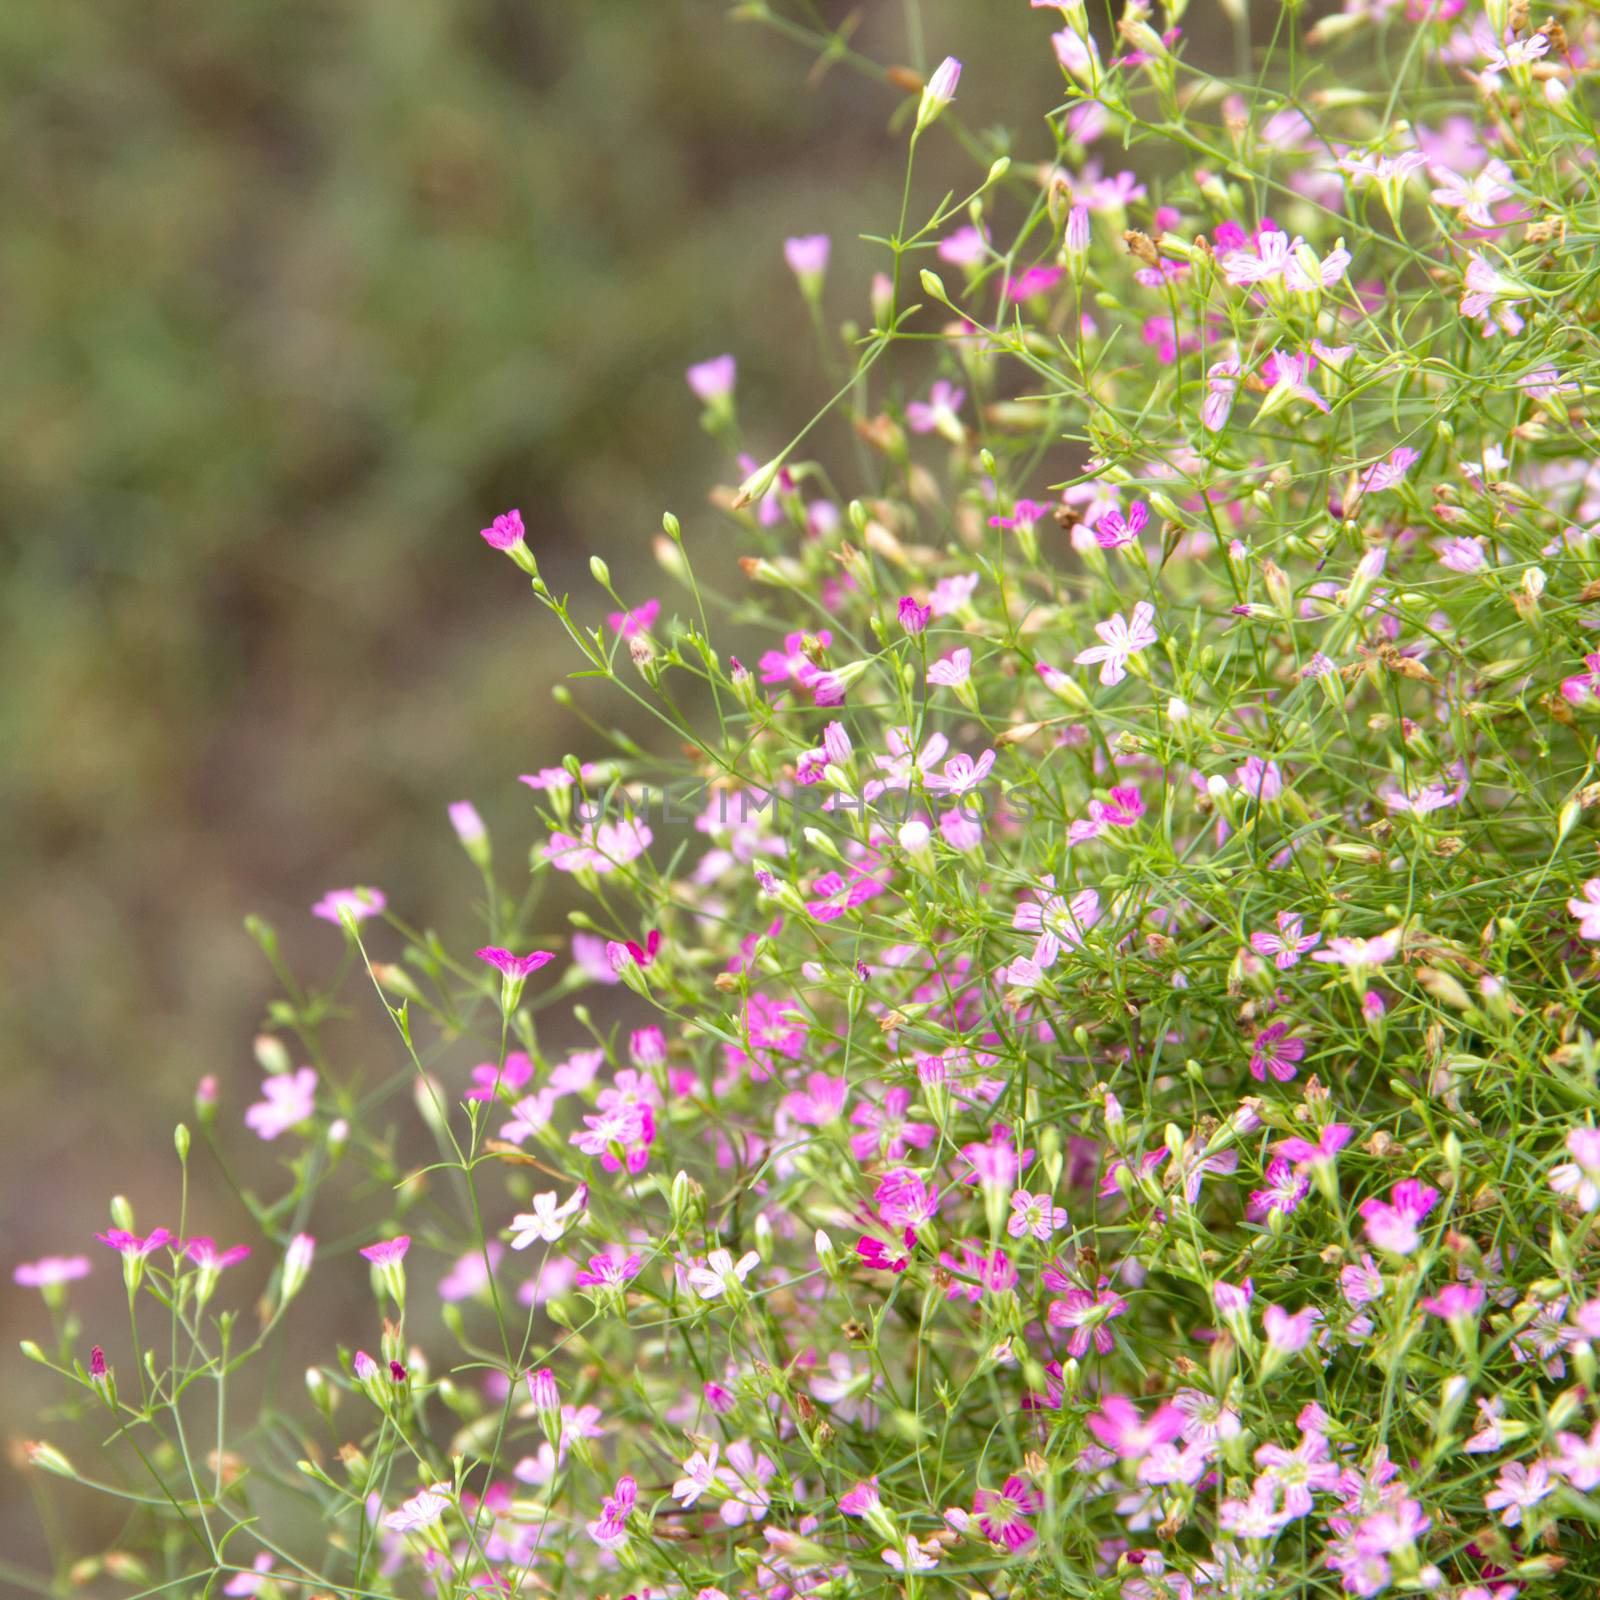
top-left (898, 596), bottom-right (931, 635)
top-left (389, 1360), bottom-right (408, 1383)
top-left (90, 1346), bottom-right (106, 1378)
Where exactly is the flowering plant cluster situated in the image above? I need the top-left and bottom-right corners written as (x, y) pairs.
top-left (19, 0), bottom-right (1600, 1596)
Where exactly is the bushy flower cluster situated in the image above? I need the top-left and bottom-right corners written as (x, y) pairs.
top-left (19, 1), bottom-right (1600, 1595)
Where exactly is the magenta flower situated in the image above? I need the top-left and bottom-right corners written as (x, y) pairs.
top-left (480, 509), bottom-right (526, 550)
top-left (1074, 601), bottom-right (1157, 685)
top-left (973, 1475), bottom-right (1043, 1550)
top-left (184, 1237), bottom-right (251, 1272)
top-left (1047, 1279), bottom-right (1128, 1356)
top-left (875, 1168), bottom-right (941, 1229)
top-left (311, 886), bottom-right (386, 925)
top-left (839, 1477), bottom-right (883, 1516)
top-left (575, 1251), bottom-right (642, 1289)
top-left (245, 1066), bottom-right (317, 1141)
top-left (607, 598), bottom-right (660, 638)
top-left (1249, 1020), bottom-right (1305, 1083)
top-left (1247, 1157), bottom-right (1308, 1222)
top-left (476, 947), bottom-right (555, 979)
top-left (1093, 500), bottom-right (1148, 550)
top-left (359, 1236), bottom-right (410, 1267)
top-left (1273, 1123), bottom-right (1352, 1170)
top-left (898, 595), bottom-right (931, 634)
top-left (586, 1474), bottom-right (637, 1550)
top-left (96, 1227), bottom-right (172, 1259)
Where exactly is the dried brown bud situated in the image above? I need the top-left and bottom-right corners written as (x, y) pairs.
top-left (1122, 228), bottom-right (1161, 267)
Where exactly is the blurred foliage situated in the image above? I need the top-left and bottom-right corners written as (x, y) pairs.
top-left (0, 0), bottom-right (1064, 1566)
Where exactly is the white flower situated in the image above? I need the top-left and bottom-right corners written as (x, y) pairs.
top-left (686, 1247), bottom-right (761, 1300)
top-left (509, 1186), bottom-right (587, 1250)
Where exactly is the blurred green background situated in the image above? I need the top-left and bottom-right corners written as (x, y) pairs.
top-left (0, 0), bottom-right (1068, 1573)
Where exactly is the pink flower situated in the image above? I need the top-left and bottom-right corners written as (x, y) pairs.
top-left (716, 1438), bottom-right (777, 1526)
top-left (784, 233), bottom-right (830, 280)
top-left (1074, 601), bottom-right (1157, 685)
top-left (1484, 1459), bottom-right (1554, 1526)
top-left (544, 816), bottom-right (653, 874)
top-left (1012, 880), bottom-right (1101, 968)
top-left (13, 1255), bottom-right (91, 1289)
top-left (1429, 159), bottom-right (1513, 226)
top-left (1568, 881), bottom-right (1600, 940)
top-left (1553, 1420), bottom-right (1600, 1491)
top-left (311, 886), bottom-right (386, 925)
top-left (1312, 931), bottom-right (1399, 968)
top-left (1421, 1280), bottom-right (1485, 1320)
top-left (1247, 1157), bottom-right (1308, 1222)
top-left (1086, 1394), bottom-right (1185, 1459)
top-left (1358, 1180), bottom-right (1438, 1255)
top-left (849, 1087), bottom-right (935, 1162)
top-left (1249, 911), bottom-right (1322, 969)
top-left (1263, 1302), bottom-right (1320, 1354)
top-left (223, 1555), bottom-right (274, 1597)
top-left (1260, 349), bottom-right (1329, 414)
top-left (1008, 1189), bottom-right (1068, 1240)
top-left (476, 947), bottom-right (556, 979)
top-left (927, 647), bottom-right (972, 689)
top-left (905, 379), bottom-right (965, 435)
top-left (1550, 1126), bottom-right (1600, 1211)
top-left (1354, 446), bottom-right (1420, 498)
top-left (839, 1478), bottom-right (882, 1516)
top-left (244, 1067), bottom-right (317, 1141)
top-left (925, 749), bottom-right (996, 796)
top-left (687, 354), bottom-right (736, 404)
